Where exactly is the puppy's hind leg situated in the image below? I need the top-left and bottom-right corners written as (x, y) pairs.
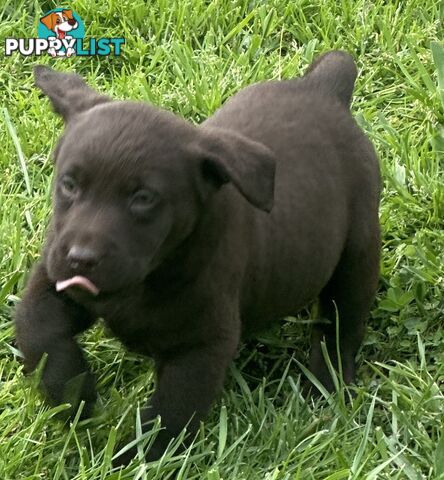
top-left (309, 228), bottom-right (380, 392)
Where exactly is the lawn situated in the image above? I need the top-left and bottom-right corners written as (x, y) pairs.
top-left (1, 0), bottom-right (444, 478)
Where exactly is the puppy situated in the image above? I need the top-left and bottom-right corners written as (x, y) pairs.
top-left (40, 9), bottom-right (78, 57)
top-left (15, 51), bottom-right (380, 465)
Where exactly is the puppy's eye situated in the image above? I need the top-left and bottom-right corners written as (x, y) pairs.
top-left (59, 175), bottom-right (79, 199)
top-left (130, 189), bottom-right (158, 215)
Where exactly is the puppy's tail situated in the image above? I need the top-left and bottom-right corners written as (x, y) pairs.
top-left (302, 50), bottom-right (357, 107)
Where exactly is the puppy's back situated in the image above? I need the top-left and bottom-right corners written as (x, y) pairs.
top-left (201, 52), bottom-right (378, 329)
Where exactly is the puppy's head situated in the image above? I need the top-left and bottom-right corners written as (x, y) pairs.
top-left (34, 66), bottom-right (275, 297)
top-left (40, 10), bottom-right (77, 34)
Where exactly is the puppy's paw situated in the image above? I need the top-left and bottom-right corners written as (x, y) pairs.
top-left (305, 371), bottom-right (336, 396)
top-left (113, 438), bottom-right (166, 467)
top-left (113, 445), bottom-right (137, 468)
top-left (45, 371), bottom-right (97, 421)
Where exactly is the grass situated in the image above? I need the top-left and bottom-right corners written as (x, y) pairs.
top-left (1, 0), bottom-right (443, 478)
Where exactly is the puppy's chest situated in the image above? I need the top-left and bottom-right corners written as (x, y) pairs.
top-left (92, 295), bottom-right (197, 356)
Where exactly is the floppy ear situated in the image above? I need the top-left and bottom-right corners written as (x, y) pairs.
top-left (34, 66), bottom-right (111, 122)
top-left (40, 12), bottom-right (57, 31)
top-left (62, 9), bottom-right (74, 20)
top-left (193, 126), bottom-right (276, 212)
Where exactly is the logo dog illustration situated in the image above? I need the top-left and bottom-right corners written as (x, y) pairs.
top-left (40, 9), bottom-right (78, 57)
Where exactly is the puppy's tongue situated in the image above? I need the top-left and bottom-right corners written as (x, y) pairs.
top-left (56, 276), bottom-right (100, 296)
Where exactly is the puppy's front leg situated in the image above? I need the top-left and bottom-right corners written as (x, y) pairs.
top-left (15, 263), bottom-right (97, 418)
top-left (115, 339), bottom-right (238, 465)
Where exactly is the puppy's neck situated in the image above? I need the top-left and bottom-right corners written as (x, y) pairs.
top-left (145, 195), bottom-right (230, 294)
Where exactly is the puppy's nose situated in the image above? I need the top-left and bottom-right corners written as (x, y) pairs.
top-left (68, 18), bottom-right (77, 26)
top-left (67, 245), bottom-right (101, 270)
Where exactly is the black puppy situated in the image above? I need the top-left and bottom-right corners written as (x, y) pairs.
top-left (15, 51), bottom-right (380, 465)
